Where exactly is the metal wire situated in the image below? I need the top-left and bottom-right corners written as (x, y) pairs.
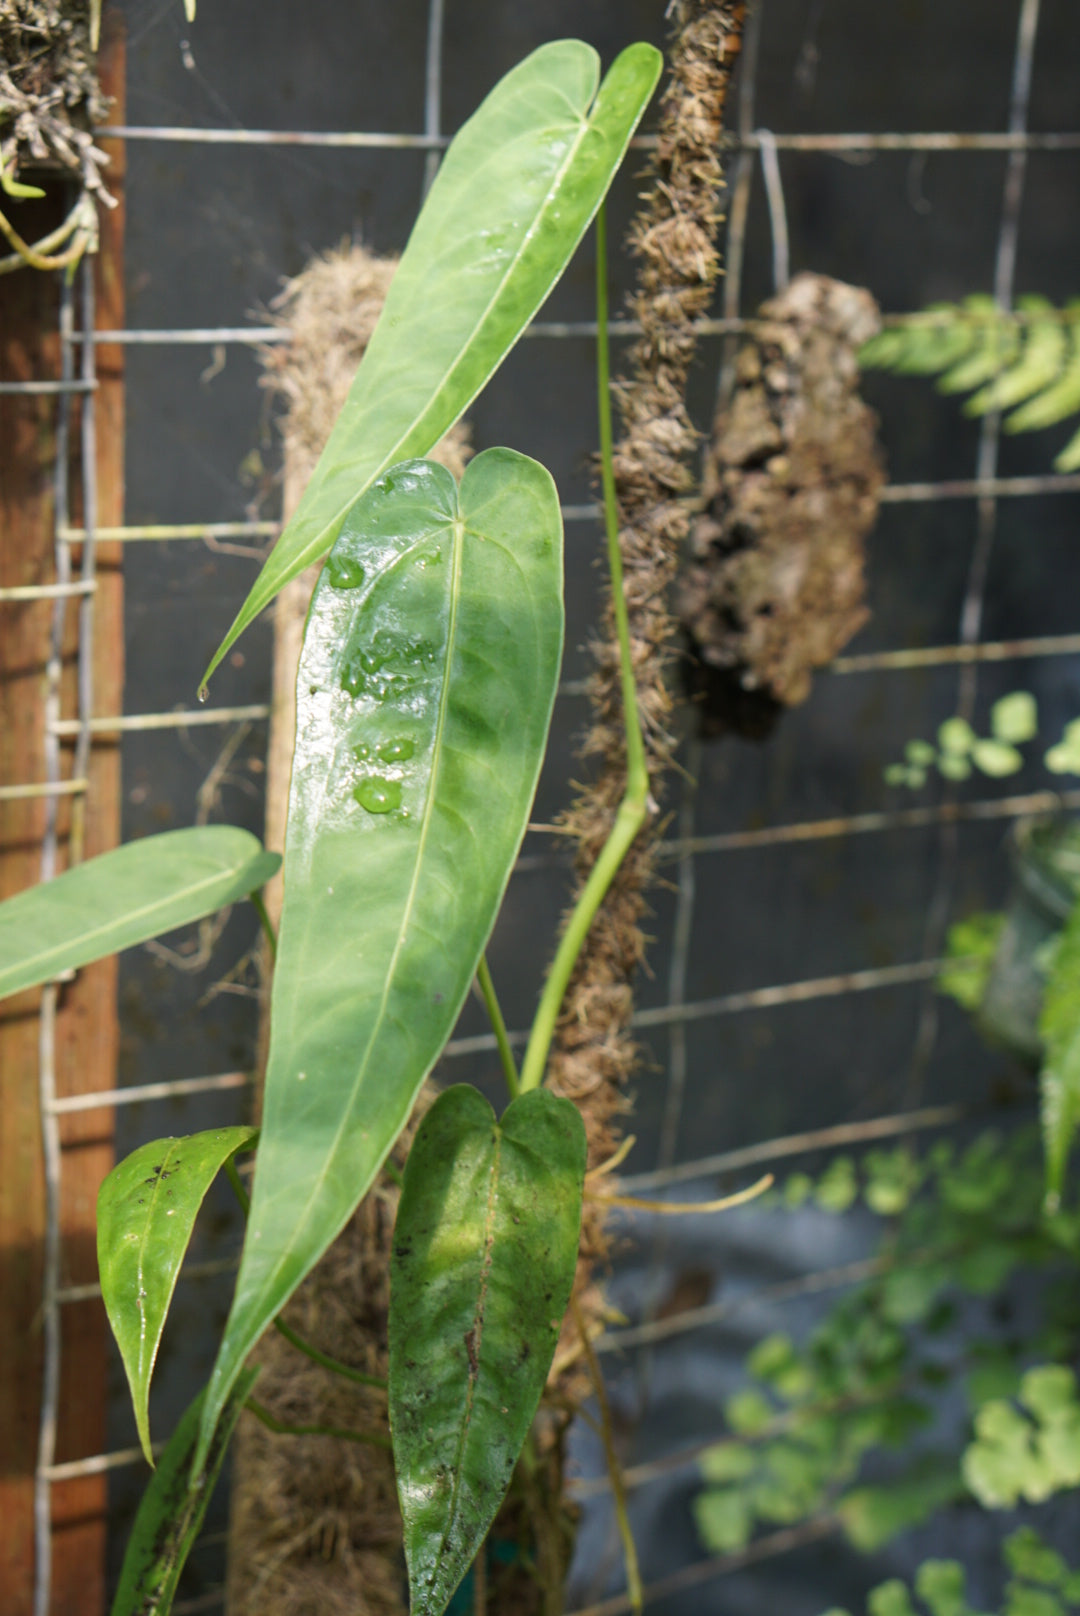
top-left (905, 0), bottom-right (1042, 1110)
top-left (96, 125), bottom-right (1080, 152)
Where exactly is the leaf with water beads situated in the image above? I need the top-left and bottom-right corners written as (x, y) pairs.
top-left (198, 449), bottom-right (564, 1469)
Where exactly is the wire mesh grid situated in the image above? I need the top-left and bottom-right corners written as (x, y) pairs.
top-left (6, 0), bottom-right (1077, 1609)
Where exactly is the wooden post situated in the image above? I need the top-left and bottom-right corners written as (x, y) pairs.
top-left (0, 13), bottom-right (125, 1613)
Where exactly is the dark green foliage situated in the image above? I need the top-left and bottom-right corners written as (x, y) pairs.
top-left (389, 1086), bottom-right (586, 1615)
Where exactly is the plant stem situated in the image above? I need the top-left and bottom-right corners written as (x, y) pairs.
top-left (271, 1315), bottom-right (387, 1390)
top-left (225, 1155), bottom-right (386, 1389)
top-left (250, 888), bottom-right (278, 962)
top-left (244, 1396), bottom-right (391, 1449)
top-left (477, 953), bottom-right (520, 1098)
top-left (593, 203), bottom-right (648, 799)
top-left (519, 203), bottom-right (649, 1094)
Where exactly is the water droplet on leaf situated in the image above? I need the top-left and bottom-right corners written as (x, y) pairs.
top-left (326, 554), bottom-right (365, 590)
top-left (197, 684), bottom-right (209, 704)
top-left (377, 737), bottom-right (415, 763)
top-left (354, 777), bottom-right (402, 814)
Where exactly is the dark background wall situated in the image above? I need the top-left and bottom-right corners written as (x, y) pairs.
top-left (108, 1), bottom-right (1080, 1608)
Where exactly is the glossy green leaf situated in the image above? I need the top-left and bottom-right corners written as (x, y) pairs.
top-left (110, 1370), bottom-right (256, 1616)
top-left (0, 826), bottom-right (279, 1002)
top-left (389, 1084), bottom-right (586, 1616)
top-left (201, 37), bottom-right (661, 689)
top-left (197, 450), bottom-right (564, 1468)
top-left (98, 1127), bottom-right (256, 1464)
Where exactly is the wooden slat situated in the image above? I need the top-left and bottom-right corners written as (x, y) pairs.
top-left (0, 12), bottom-right (125, 1613)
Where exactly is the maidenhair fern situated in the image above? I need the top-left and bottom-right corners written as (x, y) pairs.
top-left (822, 1524), bottom-right (1080, 1616)
top-left (861, 296), bottom-right (1080, 471)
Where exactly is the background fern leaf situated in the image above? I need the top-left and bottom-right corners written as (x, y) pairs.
top-left (964, 296), bottom-right (1067, 415)
top-left (1005, 303), bottom-right (1080, 432)
top-left (861, 293), bottom-right (1080, 469)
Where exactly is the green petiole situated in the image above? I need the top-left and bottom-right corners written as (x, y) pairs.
top-left (518, 203), bottom-right (649, 1095)
top-left (477, 953), bottom-right (521, 1098)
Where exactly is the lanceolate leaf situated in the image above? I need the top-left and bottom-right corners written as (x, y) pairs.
top-left (389, 1085), bottom-right (587, 1616)
top-left (197, 450), bottom-right (564, 1467)
top-left (0, 826), bottom-right (279, 1002)
top-left (98, 1127), bottom-right (257, 1464)
top-left (201, 37), bottom-right (661, 689)
top-left (110, 1370), bottom-right (257, 1616)
top-left (1039, 903), bottom-right (1080, 1207)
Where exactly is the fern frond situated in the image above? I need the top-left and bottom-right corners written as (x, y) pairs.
top-left (894, 305), bottom-right (980, 375)
top-left (937, 298), bottom-right (1020, 394)
top-left (861, 294), bottom-right (1080, 467)
top-left (1054, 419), bottom-right (1080, 472)
top-left (1006, 302), bottom-right (1080, 432)
top-left (964, 296), bottom-right (1067, 415)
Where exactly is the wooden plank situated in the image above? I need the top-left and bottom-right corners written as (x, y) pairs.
top-left (0, 12), bottom-right (125, 1613)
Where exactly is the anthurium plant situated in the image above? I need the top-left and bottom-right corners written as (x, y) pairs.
top-left (0, 39), bottom-right (662, 1616)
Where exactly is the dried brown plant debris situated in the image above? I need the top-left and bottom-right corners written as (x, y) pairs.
top-left (680, 272), bottom-right (886, 737)
top-left (548, 0), bottom-right (747, 1294)
top-left (0, 2), bottom-right (112, 200)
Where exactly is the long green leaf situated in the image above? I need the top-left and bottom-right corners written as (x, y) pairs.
top-left (201, 37), bottom-right (661, 690)
top-left (0, 826), bottom-right (280, 1002)
top-left (110, 1370), bottom-right (257, 1616)
top-left (1039, 902), bottom-right (1080, 1208)
top-left (98, 1127), bottom-right (256, 1464)
top-left (197, 449), bottom-right (564, 1468)
top-left (389, 1085), bottom-right (586, 1616)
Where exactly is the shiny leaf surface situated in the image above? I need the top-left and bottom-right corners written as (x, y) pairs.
top-left (389, 1085), bottom-right (586, 1615)
top-left (110, 1370), bottom-right (257, 1616)
top-left (0, 826), bottom-right (279, 1002)
top-left (198, 449), bottom-right (564, 1466)
top-left (202, 38), bottom-right (660, 688)
top-left (98, 1127), bottom-right (257, 1464)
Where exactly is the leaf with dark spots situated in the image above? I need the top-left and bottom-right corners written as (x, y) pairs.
top-left (389, 1084), bottom-right (585, 1616)
top-left (98, 1128), bottom-right (256, 1465)
top-left (110, 1369), bottom-right (255, 1616)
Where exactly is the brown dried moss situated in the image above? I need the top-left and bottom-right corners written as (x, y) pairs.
top-left (680, 272), bottom-right (886, 737)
